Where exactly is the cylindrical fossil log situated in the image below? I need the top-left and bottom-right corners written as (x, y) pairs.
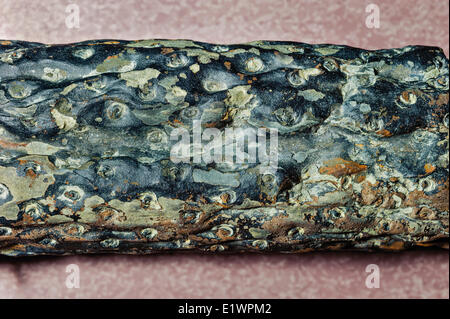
top-left (0, 39), bottom-right (448, 256)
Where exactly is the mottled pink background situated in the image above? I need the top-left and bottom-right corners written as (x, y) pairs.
top-left (0, 0), bottom-right (448, 299)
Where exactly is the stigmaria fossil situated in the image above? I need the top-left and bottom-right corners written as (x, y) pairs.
top-left (0, 39), bottom-right (448, 256)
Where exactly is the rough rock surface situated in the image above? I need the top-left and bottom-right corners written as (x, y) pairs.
top-left (0, 39), bottom-right (448, 256)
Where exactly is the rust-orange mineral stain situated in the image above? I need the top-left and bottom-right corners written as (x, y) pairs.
top-left (0, 139), bottom-right (27, 149)
top-left (319, 158), bottom-right (368, 178)
top-left (424, 163), bottom-right (436, 174)
top-left (25, 168), bottom-right (37, 179)
top-left (380, 241), bottom-right (405, 250)
top-left (376, 129), bottom-right (393, 137)
top-left (161, 47), bottom-right (174, 55)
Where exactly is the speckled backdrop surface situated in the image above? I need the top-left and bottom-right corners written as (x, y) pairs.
top-left (0, 0), bottom-right (448, 298)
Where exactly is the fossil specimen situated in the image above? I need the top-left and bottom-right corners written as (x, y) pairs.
top-left (0, 39), bottom-right (448, 256)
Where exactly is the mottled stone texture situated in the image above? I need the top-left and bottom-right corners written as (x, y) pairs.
top-left (0, 39), bottom-right (448, 256)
